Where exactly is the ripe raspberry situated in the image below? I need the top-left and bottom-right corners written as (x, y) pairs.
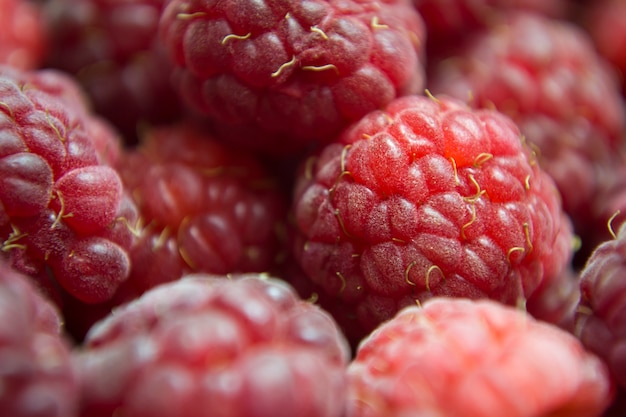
top-left (428, 12), bottom-right (626, 251)
top-left (116, 121), bottom-right (288, 297)
top-left (585, 0), bottom-right (626, 95)
top-left (159, 0), bottom-right (426, 155)
top-left (75, 273), bottom-right (350, 417)
top-left (0, 259), bottom-right (79, 417)
top-left (413, 0), bottom-right (568, 59)
top-left (42, 0), bottom-right (181, 143)
top-left (0, 0), bottom-right (46, 70)
top-left (290, 94), bottom-right (575, 344)
top-left (0, 65), bottom-right (136, 305)
top-left (576, 221), bottom-right (626, 390)
top-left (347, 298), bottom-right (613, 417)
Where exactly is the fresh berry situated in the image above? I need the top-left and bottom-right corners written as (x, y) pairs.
top-left (75, 273), bottom-right (350, 417)
top-left (0, 0), bottom-right (46, 70)
top-left (576, 221), bottom-right (626, 390)
top-left (42, 0), bottom-right (181, 143)
top-left (159, 0), bottom-right (426, 155)
top-left (0, 258), bottom-right (79, 417)
top-left (116, 121), bottom-right (288, 299)
top-left (0, 65), bottom-right (137, 305)
top-left (585, 0), bottom-right (626, 95)
top-left (346, 298), bottom-right (613, 417)
top-left (290, 93), bottom-right (575, 344)
top-left (428, 12), bottom-right (626, 256)
top-left (414, 0), bottom-right (568, 60)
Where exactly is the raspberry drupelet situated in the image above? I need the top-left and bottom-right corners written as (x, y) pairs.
top-left (0, 65), bottom-right (137, 306)
top-left (290, 93), bottom-right (576, 344)
top-left (159, 0), bottom-right (427, 156)
top-left (347, 298), bottom-right (613, 417)
top-left (75, 273), bottom-right (350, 417)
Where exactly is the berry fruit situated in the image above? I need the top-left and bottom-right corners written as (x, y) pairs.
top-left (0, 0), bottom-right (46, 70)
top-left (0, 259), bottom-right (79, 417)
top-left (346, 298), bottom-right (613, 417)
top-left (290, 93), bottom-right (575, 343)
top-left (75, 273), bottom-right (350, 417)
top-left (159, 0), bottom-right (427, 155)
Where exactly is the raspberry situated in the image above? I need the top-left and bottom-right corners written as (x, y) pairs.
top-left (0, 259), bottom-right (79, 417)
top-left (116, 121), bottom-right (288, 298)
top-left (346, 298), bottom-right (613, 417)
top-left (0, 65), bottom-right (136, 305)
top-left (75, 273), bottom-right (350, 417)
top-left (290, 94), bottom-right (575, 344)
top-left (576, 221), bottom-right (626, 390)
top-left (0, 0), bottom-right (46, 70)
top-left (413, 0), bottom-right (568, 59)
top-left (42, 0), bottom-right (181, 143)
top-left (428, 12), bottom-right (626, 253)
top-left (159, 0), bottom-right (426, 155)
top-left (585, 0), bottom-right (626, 95)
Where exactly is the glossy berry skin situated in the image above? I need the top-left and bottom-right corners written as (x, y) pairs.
top-left (75, 274), bottom-right (350, 417)
top-left (576, 221), bottom-right (626, 390)
top-left (0, 0), bottom-right (46, 70)
top-left (347, 298), bottom-right (613, 417)
top-left (428, 12), bottom-right (626, 250)
top-left (43, 0), bottom-right (181, 143)
top-left (159, 0), bottom-right (426, 155)
top-left (0, 259), bottom-right (79, 417)
top-left (290, 94), bottom-right (575, 344)
top-left (115, 122), bottom-right (288, 299)
top-left (0, 65), bottom-right (136, 305)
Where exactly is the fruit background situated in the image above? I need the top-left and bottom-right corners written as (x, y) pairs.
top-left (1, 0), bottom-right (626, 416)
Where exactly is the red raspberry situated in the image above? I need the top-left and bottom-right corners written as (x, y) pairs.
top-left (413, 0), bottom-right (568, 59)
top-left (42, 0), bottom-right (181, 143)
top-left (576, 221), bottom-right (626, 390)
top-left (347, 298), bottom-right (613, 417)
top-left (0, 65), bottom-right (137, 305)
top-left (428, 12), bottom-right (626, 254)
top-left (116, 121), bottom-right (288, 298)
top-left (585, 0), bottom-right (626, 96)
top-left (159, 0), bottom-right (426, 155)
top-left (75, 273), bottom-right (350, 417)
top-left (0, 259), bottom-right (79, 417)
top-left (290, 94), bottom-right (575, 344)
top-left (0, 0), bottom-right (46, 70)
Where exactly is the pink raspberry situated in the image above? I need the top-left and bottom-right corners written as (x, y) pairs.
top-left (159, 0), bottom-right (426, 155)
top-left (347, 298), bottom-right (613, 417)
top-left (0, 65), bottom-right (137, 305)
top-left (0, 0), bottom-right (46, 70)
top-left (75, 273), bottom-right (350, 417)
top-left (290, 93), bottom-right (575, 344)
top-left (0, 259), bottom-right (79, 417)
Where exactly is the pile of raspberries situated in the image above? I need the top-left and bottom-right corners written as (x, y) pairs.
top-left (2, 0), bottom-right (626, 416)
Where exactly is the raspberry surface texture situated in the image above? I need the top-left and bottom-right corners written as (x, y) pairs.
top-left (42, 0), bottom-right (181, 143)
top-left (428, 12), bottom-right (626, 254)
top-left (159, 0), bottom-right (426, 155)
top-left (0, 0), bottom-right (46, 70)
top-left (346, 298), bottom-right (613, 417)
top-left (0, 259), bottom-right (79, 417)
top-left (116, 121), bottom-right (287, 298)
top-left (75, 273), bottom-right (350, 417)
top-left (0, 65), bottom-right (136, 305)
top-left (290, 93), bottom-right (575, 343)
top-left (576, 221), bottom-right (626, 390)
